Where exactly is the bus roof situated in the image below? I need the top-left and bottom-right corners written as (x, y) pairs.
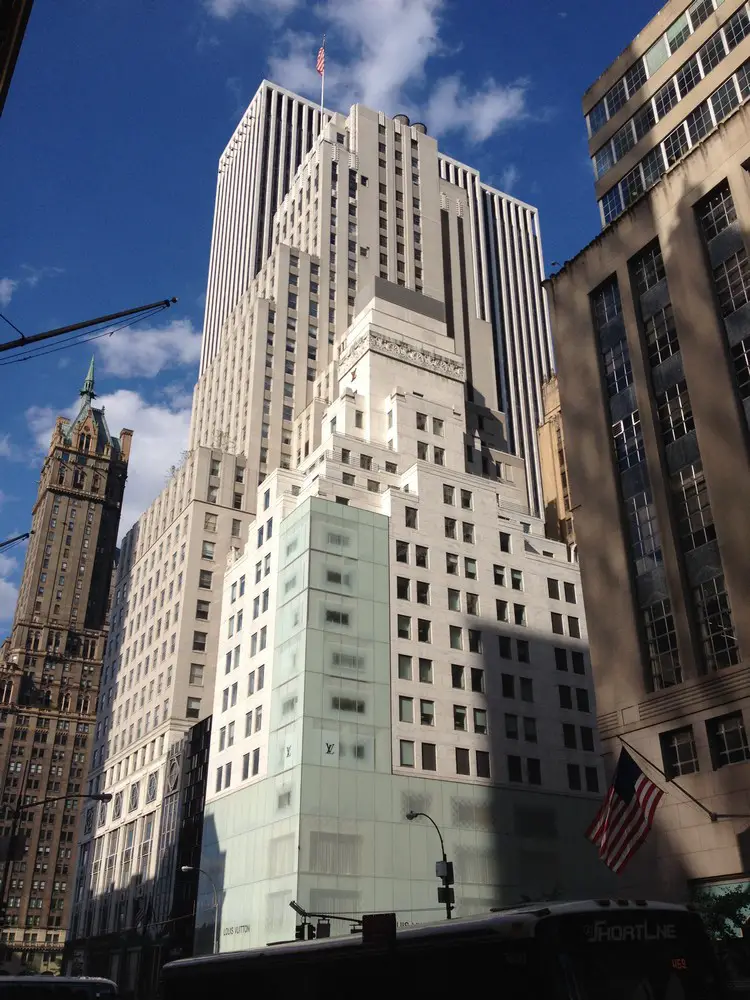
top-left (162, 898), bottom-right (694, 976)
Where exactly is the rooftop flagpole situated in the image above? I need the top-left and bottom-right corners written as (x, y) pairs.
top-left (317, 35), bottom-right (326, 119)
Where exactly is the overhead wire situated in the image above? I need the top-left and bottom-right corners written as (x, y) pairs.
top-left (0, 304), bottom-right (172, 368)
top-left (0, 312), bottom-right (25, 338)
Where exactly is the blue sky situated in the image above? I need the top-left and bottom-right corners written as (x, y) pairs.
top-left (0, 0), bottom-right (660, 624)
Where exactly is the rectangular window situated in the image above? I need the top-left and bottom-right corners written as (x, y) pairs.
top-left (420, 700), bottom-right (434, 726)
top-left (660, 725), bottom-right (699, 779)
top-left (697, 181), bottom-right (737, 242)
top-left (398, 654), bottom-right (412, 680)
top-left (476, 750), bottom-right (490, 778)
top-left (564, 582), bottom-right (576, 604)
top-left (501, 674), bottom-right (515, 699)
top-left (507, 755), bottom-right (522, 782)
top-left (473, 708), bottom-right (487, 735)
top-left (645, 304), bottom-right (679, 365)
top-left (417, 619), bottom-right (431, 643)
top-left (505, 714), bottom-right (519, 739)
top-left (464, 558), bottom-right (477, 580)
top-left (499, 532), bottom-right (511, 553)
top-left (547, 578), bottom-right (560, 600)
top-left (455, 747), bottom-right (470, 776)
top-left (405, 507), bottom-right (418, 528)
top-left (444, 517), bottom-right (456, 539)
top-left (189, 663), bottom-right (203, 686)
top-left (493, 565), bottom-right (505, 586)
top-left (397, 615), bottom-right (411, 640)
top-left (706, 712), bottom-right (750, 768)
top-left (657, 380), bottom-right (694, 443)
top-left (419, 658), bottom-right (433, 683)
top-left (451, 663), bottom-right (464, 689)
top-left (399, 740), bottom-right (415, 768)
top-left (714, 248), bottom-right (750, 317)
top-left (449, 626), bottom-right (463, 650)
top-left (421, 743), bottom-right (436, 771)
top-left (186, 697), bottom-right (201, 719)
top-left (613, 411), bottom-right (644, 470)
top-left (399, 696), bottom-right (413, 723)
top-left (672, 461), bottom-right (715, 551)
top-left (446, 553), bottom-right (458, 575)
top-left (694, 574), bottom-right (739, 669)
top-left (551, 612), bottom-right (564, 635)
top-left (453, 705), bottom-right (467, 731)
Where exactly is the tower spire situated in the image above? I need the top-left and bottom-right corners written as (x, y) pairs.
top-left (80, 356), bottom-right (96, 403)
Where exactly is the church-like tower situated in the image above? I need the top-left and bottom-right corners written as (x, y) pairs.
top-left (0, 360), bottom-right (132, 973)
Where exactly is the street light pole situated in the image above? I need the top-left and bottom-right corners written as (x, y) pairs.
top-left (405, 811), bottom-right (454, 920)
top-left (181, 866), bottom-right (219, 955)
top-left (0, 789), bottom-right (112, 946)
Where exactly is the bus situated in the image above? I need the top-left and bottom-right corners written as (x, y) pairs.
top-left (161, 898), bottom-right (727, 999)
top-left (0, 978), bottom-right (117, 998)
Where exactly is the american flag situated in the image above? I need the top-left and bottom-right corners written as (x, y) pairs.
top-left (586, 748), bottom-right (664, 873)
top-left (316, 42), bottom-right (325, 76)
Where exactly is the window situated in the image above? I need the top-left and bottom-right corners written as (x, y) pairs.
top-left (420, 700), bottom-right (434, 726)
top-left (476, 751), bottom-right (491, 778)
top-left (697, 181), bottom-right (737, 242)
top-left (189, 663), bottom-right (204, 686)
top-left (547, 578), bottom-right (560, 600)
top-left (505, 714), bottom-right (519, 739)
top-left (714, 248), bottom-right (750, 317)
top-left (660, 725), bottom-right (699, 779)
top-left (517, 639), bottom-right (530, 663)
top-left (195, 599), bottom-right (210, 620)
top-left (418, 658), bottom-right (433, 683)
top-left (399, 696), bottom-right (414, 723)
top-left (453, 704), bottom-right (467, 731)
top-left (397, 615), bottom-right (411, 640)
top-left (465, 558), bottom-right (477, 580)
top-left (602, 339), bottom-right (633, 396)
top-left (520, 678), bottom-right (533, 703)
top-left (496, 599), bottom-right (508, 622)
top-left (416, 412), bottom-right (427, 430)
top-left (398, 654), bottom-right (412, 680)
top-left (514, 605), bottom-right (526, 627)
top-left (416, 581), bottom-right (430, 605)
top-left (415, 545), bottom-right (428, 568)
top-left (581, 726), bottom-right (595, 751)
top-left (455, 747), bottom-right (470, 775)
top-left (559, 685), bottom-right (572, 710)
top-left (446, 553), bottom-right (459, 575)
top-left (451, 664), bottom-right (464, 689)
top-left (399, 740), bottom-right (415, 767)
top-left (645, 304), bottom-right (679, 365)
top-left (707, 712), bottom-right (750, 768)
top-left (201, 540), bottom-right (215, 560)
top-left (672, 461), bottom-right (715, 551)
top-left (397, 577), bottom-right (410, 600)
top-left (568, 617), bottom-right (580, 639)
top-left (444, 517), bottom-right (457, 539)
top-left (460, 489), bottom-right (472, 510)
top-left (732, 337), bottom-right (750, 399)
top-left (422, 743), bottom-right (436, 771)
top-left (449, 626), bottom-right (463, 650)
top-left (694, 575), bottom-right (739, 669)
top-left (507, 755), bottom-right (523, 782)
top-left (499, 532), bottom-right (511, 552)
top-left (466, 593), bottom-right (479, 615)
top-left (434, 447), bottom-right (445, 466)
top-left (462, 523), bottom-right (474, 544)
top-left (405, 507), bottom-right (418, 529)
top-left (564, 582), bottom-right (576, 604)
top-left (499, 635), bottom-right (512, 659)
top-left (473, 708), bottom-right (487, 735)
top-left (567, 763), bottom-right (582, 791)
top-left (186, 697), bottom-right (200, 720)
top-left (417, 441), bottom-right (429, 460)
top-left (657, 380), bottom-right (693, 443)
top-left (510, 569), bottom-right (523, 591)
top-left (468, 629), bottom-right (482, 653)
top-left (417, 619), bottom-right (431, 642)
top-left (613, 411), bottom-right (644, 470)
top-left (396, 540), bottom-right (409, 563)
top-left (198, 570), bottom-right (212, 589)
top-left (493, 565), bottom-right (505, 586)
top-left (192, 631), bottom-right (207, 652)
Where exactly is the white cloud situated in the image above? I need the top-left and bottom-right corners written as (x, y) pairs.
top-left (0, 551), bottom-right (20, 623)
top-left (0, 433), bottom-right (12, 458)
top-left (265, 0), bottom-right (533, 145)
top-left (499, 164), bottom-right (520, 192)
top-left (20, 264), bottom-right (65, 288)
top-left (27, 389), bottom-right (192, 539)
top-left (95, 318), bottom-right (202, 378)
top-left (0, 278), bottom-right (18, 308)
top-left (425, 75), bottom-right (529, 142)
top-left (206, 0), bottom-right (299, 18)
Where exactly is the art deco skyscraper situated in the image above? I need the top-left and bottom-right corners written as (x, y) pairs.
top-left (0, 360), bottom-right (131, 973)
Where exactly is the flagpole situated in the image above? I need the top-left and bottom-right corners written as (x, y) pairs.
top-left (319, 34), bottom-right (326, 119)
top-left (618, 736), bottom-right (733, 823)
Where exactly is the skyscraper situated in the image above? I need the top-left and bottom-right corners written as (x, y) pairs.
top-left (193, 280), bottom-right (609, 952)
top-left (0, 360), bottom-right (131, 972)
top-left (547, 0), bottom-right (750, 899)
top-left (69, 84), bottom-right (568, 978)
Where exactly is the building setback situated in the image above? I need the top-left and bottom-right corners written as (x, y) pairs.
top-left (548, 9), bottom-right (750, 899)
top-left (0, 361), bottom-right (131, 972)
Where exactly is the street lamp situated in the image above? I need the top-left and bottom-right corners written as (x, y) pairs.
top-left (405, 810), bottom-right (454, 920)
top-left (1, 791), bottom-right (113, 945)
top-left (181, 865), bottom-right (219, 955)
